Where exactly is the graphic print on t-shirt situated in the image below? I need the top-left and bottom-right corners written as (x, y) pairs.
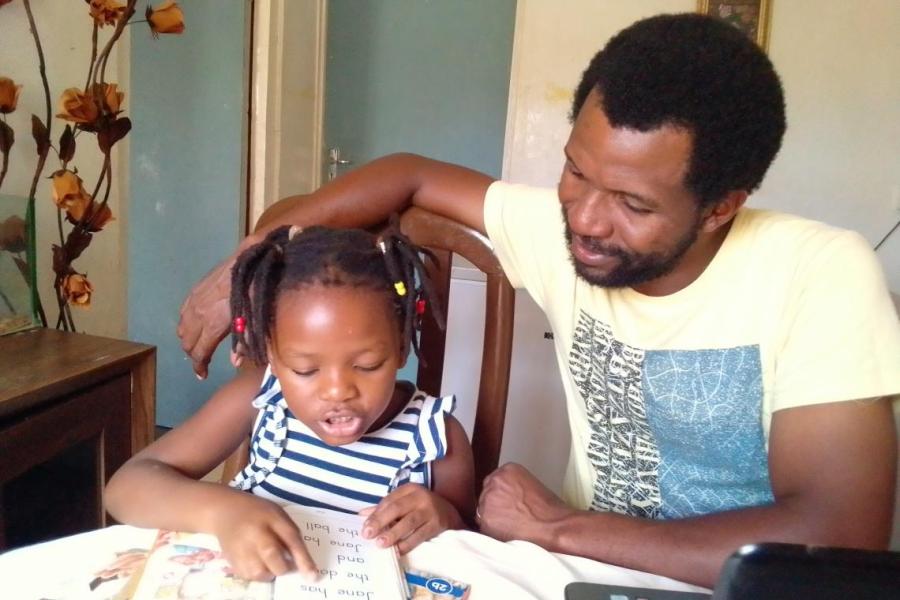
top-left (568, 310), bottom-right (774, 519)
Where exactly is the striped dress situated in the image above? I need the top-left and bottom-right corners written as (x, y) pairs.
top-left (229, 367), bottom-right (455, 514)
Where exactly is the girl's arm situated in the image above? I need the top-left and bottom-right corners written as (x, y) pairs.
top-left (360, 415), bottom-right (476, 554)
top-left (104, 366), bottom-right (318, 581)
top-left (431, 415), bottom-right (477, 522)
top-left (104, 365), bottom-right (263, 526)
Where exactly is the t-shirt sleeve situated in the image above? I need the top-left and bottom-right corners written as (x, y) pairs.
top-left (483, 180), bottom-right (569, 309)
top-left (772, 230), bottom-right (900, 410)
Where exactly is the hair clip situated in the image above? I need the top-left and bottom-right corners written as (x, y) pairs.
top-left (416, 298), bottom-right (426, 315)
top-left (394, 281), bottom-right (407, 296)
top-left (233, 316), bottom-right (246, 334)
top-left (288, 225), bottom-right (303, 241)
top-left (377, 238), bottom-right (387, 254)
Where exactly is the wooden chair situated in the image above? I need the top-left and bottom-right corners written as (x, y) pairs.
top-left (220, 207), bottom-right (515, 493)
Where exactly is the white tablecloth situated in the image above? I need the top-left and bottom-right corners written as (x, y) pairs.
top-left (0, 526), bottom-right (709, 599)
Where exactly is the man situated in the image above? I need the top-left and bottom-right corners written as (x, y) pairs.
top-left (178, 14), bottom-right (900, 587)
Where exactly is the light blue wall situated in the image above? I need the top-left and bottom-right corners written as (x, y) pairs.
top-left (325, 0), bottom-right (517, 382)
top-left (128, 1), bottom-right (248, 426)
top-left (325, 0), bottom-right (517, 178)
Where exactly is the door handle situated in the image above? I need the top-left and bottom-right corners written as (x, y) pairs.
top-left (327, 147), bottom-right (353, 180)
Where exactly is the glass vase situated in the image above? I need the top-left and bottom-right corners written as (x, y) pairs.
top-left (0, 194), bottom-right (40, 335)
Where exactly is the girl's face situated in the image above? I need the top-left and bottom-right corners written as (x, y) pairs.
top-left (267, 285), bottom-right (406, 446)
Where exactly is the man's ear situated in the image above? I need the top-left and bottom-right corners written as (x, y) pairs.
top-left (700, 190), bottom-right (748, 234)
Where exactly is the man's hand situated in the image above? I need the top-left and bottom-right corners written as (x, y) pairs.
top-left (209, 492), bottom-right (319, 582)
top-left (178, 256), bottom-right (236, 379)
top-left (360, 483), bottom-right (465, 554)
top-left (476, 463), bottom-right (575, 548)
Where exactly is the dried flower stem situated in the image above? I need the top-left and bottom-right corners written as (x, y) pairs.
top-left (22, 0), bottom-right (50, 328)
top-left (95, 0), bottom-right (139, 86)
top-left (0, 122), bottom-right (8, 189)
top-left (85, 21), bottom-right (99, 92)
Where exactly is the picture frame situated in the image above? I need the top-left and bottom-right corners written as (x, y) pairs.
top-left (698, 0), bottom-right (772, 51)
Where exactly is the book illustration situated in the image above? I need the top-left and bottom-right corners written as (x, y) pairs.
top-left (84, 547), bottom-right (151, 599)
top-left (130, 531), bottom-right (272, 600)
top-left (130, 505), bottom-right (409, 600)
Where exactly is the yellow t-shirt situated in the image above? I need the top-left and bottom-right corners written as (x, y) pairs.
top-left (484, 181), bottom-right (900, 518)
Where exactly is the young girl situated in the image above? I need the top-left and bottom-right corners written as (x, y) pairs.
top-left (105, 224), bottom-right (475, 583)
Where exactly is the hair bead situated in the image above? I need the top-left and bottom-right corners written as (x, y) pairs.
top-left (233, 316), bottom-right (246, 333)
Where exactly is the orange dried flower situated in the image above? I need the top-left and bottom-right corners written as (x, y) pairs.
top-left (65, 199), bottom-right (114, 232)
top-left (51, 170), bottom-right (92, 211)
top-left (64, 193), bottom-right (94, 222)
top-left (57, 88), bottom-right (100, 125)
top-left (90, 202), bottom-right (114, 231)
top-left (93, 82), bottom-right (125, 115)
top-left (88, 0), bottom-right (126, 28)
top-left (63, 273), bottom-right (94, 307)
top-left (146, 1), bottom-right (185, 37)
top-left (0, 77), bottom-right (22, 114)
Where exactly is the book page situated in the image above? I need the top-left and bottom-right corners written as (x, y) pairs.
top-left (275, 505), bottom-right (407, 600)
top-left (131, 506), bottom-right (407, 600)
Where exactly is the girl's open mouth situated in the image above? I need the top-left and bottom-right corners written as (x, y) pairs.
top-left (319, 414), bottom-right (365, 439)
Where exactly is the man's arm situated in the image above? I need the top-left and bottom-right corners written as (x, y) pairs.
top-left (178, 153), bottom-right (494, 378)
top-left (477, 396), bottom-right (897, 588)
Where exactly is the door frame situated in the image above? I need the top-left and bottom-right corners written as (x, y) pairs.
top-left (248, 0), bottom-right (328, 232)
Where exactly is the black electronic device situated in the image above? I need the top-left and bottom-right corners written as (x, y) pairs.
top-left (564, 543), bottom-right (900, 600)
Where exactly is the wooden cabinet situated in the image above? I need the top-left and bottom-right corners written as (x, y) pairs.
top-left (0, 329), bottom-right (155, 550)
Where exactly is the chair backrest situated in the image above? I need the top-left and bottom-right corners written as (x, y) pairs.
top-left (220, 207), bottom-right (516, 493)
top-left (399, 206), bottom-right (515, 490)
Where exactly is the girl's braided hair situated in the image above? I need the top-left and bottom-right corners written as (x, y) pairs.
top-left (229, 218), bottom-right (445, 365)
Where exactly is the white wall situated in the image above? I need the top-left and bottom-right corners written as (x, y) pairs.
top-left (504, 0), bottom-right (900, 292)
top-left (758, 0), bottom-right (900, 291)
top-left (0, 2), bottom-right (129, 337)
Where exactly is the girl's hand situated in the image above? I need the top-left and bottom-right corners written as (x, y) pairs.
top-left (359, 484), bottom-right (465, 554)
top-left (207, 492), bottom-right (319, 582)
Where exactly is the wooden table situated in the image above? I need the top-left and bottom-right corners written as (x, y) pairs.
top-left (0, 328), bottom-right (155, 551)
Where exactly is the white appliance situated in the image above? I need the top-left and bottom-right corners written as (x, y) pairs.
top-left (439, 262), bottom-right (570, 494)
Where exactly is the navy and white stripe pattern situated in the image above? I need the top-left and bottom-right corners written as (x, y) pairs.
top-left (230, 368), bottom-right (455, 514)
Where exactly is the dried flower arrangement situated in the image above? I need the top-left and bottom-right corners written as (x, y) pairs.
top-left (0, 0), bottom-right (185, 331)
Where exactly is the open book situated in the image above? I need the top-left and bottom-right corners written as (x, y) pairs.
top-left (130, 505), bottom-right (409, 600)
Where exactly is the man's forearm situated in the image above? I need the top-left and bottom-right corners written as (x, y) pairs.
top-left (252, 152), bottom-right (493, 237)
top-left (547, 500), bottom-right (882, 588)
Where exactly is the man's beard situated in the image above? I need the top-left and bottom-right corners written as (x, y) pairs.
top-left (562, 206), bottom-right (702, 288)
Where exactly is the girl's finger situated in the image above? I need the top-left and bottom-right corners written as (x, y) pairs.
top-left (271, 520), bottom-right (318, 581)
top-left (394, 519), bottom-right (435, 555)
top-left (362, 500), bottom-right (404, 539)
top-left (374, 510), bottom-right (426, 549)
top-left (233, 554), bottom-right (275, 582)
top-left (258, 539), bottom-right (294, 577)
